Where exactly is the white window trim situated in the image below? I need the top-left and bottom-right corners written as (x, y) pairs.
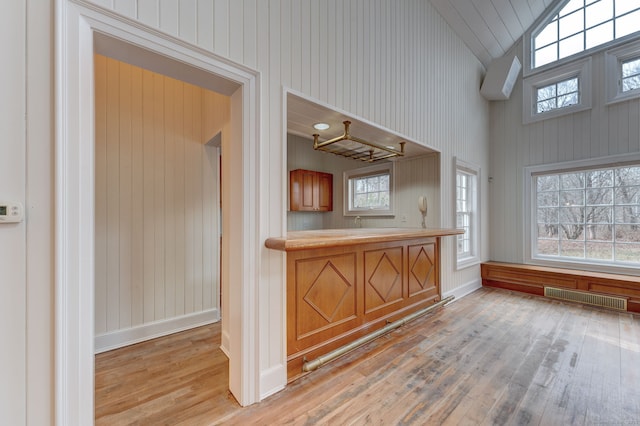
top-left (524, 152), bottom-right (640, 275)
top-left (605, 38), bottom-right (640, 105)
top-left (523, 57), bottom-right (592, 124)
top-left (343, 162), bottom-right (395, 217)
top-left (454, 158), bottom-right (481, 270)
top-left (523, 0), bottom-right (640, 77)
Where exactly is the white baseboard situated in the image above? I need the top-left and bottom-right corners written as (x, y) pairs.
top-left (95, 309), bottom-right (220, 353)
top-left (260, 364), bottom-right (286, 400)
top-left (442, 278), bottom-right (482, 303)
top-left (220, 329), bottom-right (230, 359)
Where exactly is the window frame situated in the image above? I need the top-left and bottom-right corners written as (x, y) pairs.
top-left (454, 158), bottom-right (481, 270)
top-left (605, 38), bottom-right (640, 105)
top-left (524, 153), bottom-right (640, 275)
top-left (343, 162), bottom-right (395, 217)
top-left (523, 57), bottom-right (592, 124)
top-left (524, 0), bottom-right (640, 77)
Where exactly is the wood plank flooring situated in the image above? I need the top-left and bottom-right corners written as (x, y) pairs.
top-left (95, 287), bottom-right (640, 425)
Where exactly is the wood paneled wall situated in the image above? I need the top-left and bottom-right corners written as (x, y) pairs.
top-left (490, 41), bottom-right (640, 265)
top-left (94, 54), bottom-right (230, 343)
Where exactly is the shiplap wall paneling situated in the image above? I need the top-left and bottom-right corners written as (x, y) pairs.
top-left (94, 54), bottom-right (229, 342)
top-left (490, 39), bottom-right (640, 264)
top-left (85, 0), bottom-right (491, 390)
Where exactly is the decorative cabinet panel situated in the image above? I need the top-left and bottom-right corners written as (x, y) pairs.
top-left (289, 169), bottom-right (333, 212)
top-left (286, 237), bottom-right (441, 380)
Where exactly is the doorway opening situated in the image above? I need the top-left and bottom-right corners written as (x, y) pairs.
top-left (56, 5), bottom-right (262, 423)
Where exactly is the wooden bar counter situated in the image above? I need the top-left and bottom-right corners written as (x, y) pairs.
top-left (265, 227), bottom-right (463, 381)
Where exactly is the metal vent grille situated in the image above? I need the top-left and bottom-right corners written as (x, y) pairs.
top-left (544, 287), bottom-right (627, 311)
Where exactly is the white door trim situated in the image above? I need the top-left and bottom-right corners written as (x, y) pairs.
top-left (55, 1), bottom-right (261, 423)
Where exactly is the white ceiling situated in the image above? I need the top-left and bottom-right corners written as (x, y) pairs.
top-left (430, 0), bottom-right (555, 68)
top-left (287, 93), bottom-right (436, 160)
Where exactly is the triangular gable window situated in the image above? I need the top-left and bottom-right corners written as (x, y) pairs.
top-left (533, 0), bottom-right (640, 69)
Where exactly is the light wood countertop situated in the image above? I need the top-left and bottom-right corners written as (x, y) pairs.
top-left (265, 227), bottom-right (464, 251)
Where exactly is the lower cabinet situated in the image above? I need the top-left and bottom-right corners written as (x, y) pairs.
top-left (286, 237), bottom-right (440, 380)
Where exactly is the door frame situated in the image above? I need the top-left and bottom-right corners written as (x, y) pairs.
top-left (55, 1), bottom-right (261, 423)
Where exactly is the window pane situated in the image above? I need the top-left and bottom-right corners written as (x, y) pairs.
top-left (560, 240), bottom-right (585, 257)
top-left (557, 77), bottom-right (578, 95)
top-left (585, 0), bottom-right (613, 28)
top-left (616, 243), bottom-right (640, 261)
top-left (615, 224), bottom-right (640, 241)
top-left (561, 172), bottom-right (585, 189)
top-left (558, 93), bottom-right (579, 107)
top-left (560, 33), bottom-right (585, 58)
top-left (537, 238), bottom-right (559, 255)
top-left (535, 20), bottom-right (558, 48)
top-left (585, 21), bottom-right (613, 49)
top-left (560, 9), bottom-right (584, 39)
top-left (586, 224), bottom-right (613, 240)
top-left (379, 175), bottom-right (389, 191)
top-left (617, 167), bottom-right (640, 185)
top-left (535, 44), bottom-right (558, 67)
top-left (538, 191), bottom-right (559, 207)
top-left (537, 175), bottom-right (559, 191)
top-left (586, 187), bottom-right (613, 205)
top-left (585, 206), bottom-right (612, 223)
top-left (560, 0), bottom-right (584, 17)
top-left (615, 9), bottom-right (640, 39)
top-left (586, 241), bottom-right (613, 259)
top-left (561, 189), bottom-right (585, 205)
top-left (537, 84), bottom-right (557, 101)
top-left (586, 169), bottom-right (613, 187)
top-left (537, 99), bottom-right (557, 113)
top-left (615, 0), bottom-right (640, 16)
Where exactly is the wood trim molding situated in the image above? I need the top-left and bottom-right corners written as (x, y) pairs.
top-left (481, 261), bottom-right (640, 313)
top-left (94, 309), bottom-right (220, 354)
top-left (56, 3), bottom-right (263, 423)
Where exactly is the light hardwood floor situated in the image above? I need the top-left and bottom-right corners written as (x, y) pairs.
top-left (95, 287), bottom-right (640, 425)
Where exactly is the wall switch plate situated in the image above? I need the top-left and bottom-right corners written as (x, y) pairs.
top-left (0, 201), bottom-right (24, 223)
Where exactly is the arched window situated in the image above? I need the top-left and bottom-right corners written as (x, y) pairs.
top-left (532, 0), bottom-right (640, 69)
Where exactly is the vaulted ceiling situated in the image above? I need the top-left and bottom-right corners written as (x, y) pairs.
top-left (430, 0), bottom-right (556, 68)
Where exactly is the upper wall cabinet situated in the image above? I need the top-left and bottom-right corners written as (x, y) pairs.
top-left (290, 169), bottom-right (333, 212)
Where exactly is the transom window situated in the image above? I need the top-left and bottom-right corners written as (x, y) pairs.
top-left (536, 76), bottom-right (579, 112)
top-left (533, 0), bottom-right (640, 69)
top-left (532, 163), bottom-right (640, 267)
top-left (343, 162), bottom-right (395, 216)
top-left (622, 57), bottom-right (640, 92)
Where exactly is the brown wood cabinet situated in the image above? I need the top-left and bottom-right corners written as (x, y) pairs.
top-left (285, 237), bottom-right (440, 380)
top-left (289, 169), bottom-right (333, 212)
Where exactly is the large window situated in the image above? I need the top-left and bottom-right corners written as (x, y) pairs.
top-left (455, 158), bottom-right (480, 269)
top-left (532, 0), bottom-right (640, 70)
top-left (527, 156), bottom-right (640, 271)
top-left (343, 162), bottom-right (394, 216)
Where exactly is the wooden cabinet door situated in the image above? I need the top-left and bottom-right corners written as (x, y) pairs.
top-left (316, 172), bottom-right (333, 211)
top-left (290, 169), bottom-right (333, 212)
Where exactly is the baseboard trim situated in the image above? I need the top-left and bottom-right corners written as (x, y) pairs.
top-left (220, 330), bottom-right (231, 359)
top-left (442, 278), bottom-right (482, 303)
top-left (260, 364), bottom-right (286, 400)
top-left (95, 309), bottom-right (220, 353)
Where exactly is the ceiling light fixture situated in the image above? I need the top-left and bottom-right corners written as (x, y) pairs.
top-left (313, 122), bottom-right (330, 130)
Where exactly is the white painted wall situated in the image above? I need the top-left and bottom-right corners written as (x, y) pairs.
top-left (0, 2), bottom-right (27, 424)
top-left (489, 39), bottom-right (640, 265)
top-left (93, 55), bottom-right (228, 351)
top-left (8, 0), bottom-right (490, 422)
